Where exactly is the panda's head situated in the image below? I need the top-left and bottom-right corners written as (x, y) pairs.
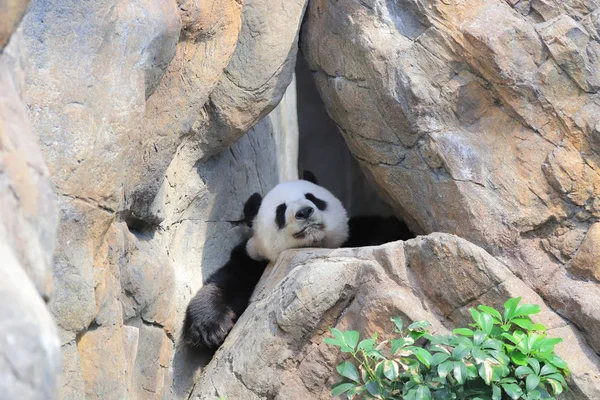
top-left (244, 173), bottom-right (349, 261)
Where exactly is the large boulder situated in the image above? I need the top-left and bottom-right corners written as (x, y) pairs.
top-left (192, 234), bottom-right (600, 399)
top-left (5, 0), bottom-right (306, 398)
top-left (301, 0), bottom-right (600, 353)
top-left (0, 8), bottom-right (60, 399)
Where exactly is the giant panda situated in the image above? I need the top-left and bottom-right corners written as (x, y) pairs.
top-left (183, 172), bottom-right (412, 349)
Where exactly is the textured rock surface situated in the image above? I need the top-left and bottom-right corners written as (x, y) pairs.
top-left (0, 8), bottom-right (60, 399)
top-left (5, 0), bottom-right (305, 398)
top-left (193, 234), bottom-right (600, 400)
top-left (301, 0), bottom-right (600, 353)
top-left (0, 0), bottom-right (30, 51)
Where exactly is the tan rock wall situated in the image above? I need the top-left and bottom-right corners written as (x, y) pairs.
top-left (0, 2), bottom-right (60, 397)
top-left (301, 0), bottom-right (600, 354)
top-left (5, 0), bottom-right (306, 398)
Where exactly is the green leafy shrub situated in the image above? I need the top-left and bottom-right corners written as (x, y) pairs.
top-left (324, 297), bottom-right (569, 399)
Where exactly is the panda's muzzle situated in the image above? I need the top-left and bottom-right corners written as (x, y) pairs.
top-left (293, 223), bottom-right (325, 239)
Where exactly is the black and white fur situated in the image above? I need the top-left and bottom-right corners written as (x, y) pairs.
top-left (183, 172), bottom-right (413, 349)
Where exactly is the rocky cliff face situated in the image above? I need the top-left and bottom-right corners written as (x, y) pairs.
top-left (4, 0), bottom-right (304, 398)
top-left (2, 0), bottom-right (599, 399)
top-left (0, 1), bottom-right (61, 398)
top-left (301, 0), bottom-right (600, 356)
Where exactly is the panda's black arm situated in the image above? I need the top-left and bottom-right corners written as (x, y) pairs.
top-left (183, 240), bottom-right (268, 348)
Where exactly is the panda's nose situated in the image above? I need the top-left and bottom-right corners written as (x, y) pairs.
top-left (295, 206), bottom-right (314, 220)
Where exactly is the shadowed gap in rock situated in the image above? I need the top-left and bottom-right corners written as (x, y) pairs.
top-left (296, 54), bottom-right (415, 242)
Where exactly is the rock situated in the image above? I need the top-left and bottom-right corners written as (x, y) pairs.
top-left (192, 234), bottom-right (600, 399)
top-left (0, 58), bottom-right (57, 297)
top-left (301, 0), bottom-right (600, 353)
top-left (5, 0), bottom-right (304, 397)
top-left (0, 243), bottom-right (61, 400)
top-left (0, 0), bottom-right (30, 51)
top-left (537, 15), bottom-right (600, 93)
top-left (78, 326), bottom-right (129, 400)
top-left (0, 13), bottom-right (60, 399)
top-left (569, 222), bottom-right (600, 281)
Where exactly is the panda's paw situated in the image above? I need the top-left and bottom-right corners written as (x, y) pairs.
top-left (185, 311), bottom-right (235, 349)
top-left (183, 284), bottom-right (237, 349)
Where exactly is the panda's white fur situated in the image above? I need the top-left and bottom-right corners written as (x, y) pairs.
top-left (247, 179), bottom-right (349, 261)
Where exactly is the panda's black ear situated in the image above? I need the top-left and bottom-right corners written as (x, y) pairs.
top-left (243, 192), bottom-right (262, 227)
top-left (302, 170), bottom-right (318, 185)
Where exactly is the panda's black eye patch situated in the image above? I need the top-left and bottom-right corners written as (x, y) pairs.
top-left (305, 193), bottom-right (327, 211)
top-left (275, 203), bottom-right (287, 229)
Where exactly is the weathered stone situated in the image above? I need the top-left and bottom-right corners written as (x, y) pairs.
top-left (537, 14), bottom-right (600, 92)
top-left (0, 14), bottom-right (60, 398)
top-left (0, 0), bottom-right (30, 51)
top-left (301, 0), bottom-right (600, 353)
top-left (569, 222), bottom-right (600, 281)
top-left (0, 59), bottom-right (57, 297)
top-left (193, 234), bottom-right (600, 399)
top-left (78, 326), bottom-right (129, 400)
top-left (0, 243), bottom-right (61, 400)
top-left (131, 323), bottom-right (172, 400)
top-left (6, 0), bottom-right (303, 397)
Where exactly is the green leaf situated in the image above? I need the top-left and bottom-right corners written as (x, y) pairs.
top-left (540, 363), bottom-right (558, 376)
top-left (511, 318), bottom-right (533, 331)
top-left (510, 350), bottom-right (527, 366)
top-left (366, 349), bottom-right (386, 360)
top-left (391, 316), bottom-right (403, 332)
top-left (357, 338), bottom-right (375, 351)
top-left (391, 337), bottom-right (413, 354)
top-left (532, 323), bottom-right (546, 332)
top-left (429, 344), bottom-right (451, 355)
top-left (364, 380), bottom-right (381, 397)
top-left (479, 361), bottom-right (493, 385)
top-left (501, 383), bottom-right (523, 399)
top-left (438, 361), bottom-right (454, 378)
top-left (453, 361), bottom-right (467, 384)
top-left (527, 358), bottom-right (541, 375)
top-left (515, 366), bottom-right (534, 377)
top-left (344, 331), bottom-right (360, 351)
top-left (545, 354), bottom-right (568, 370)
top-left (472, 347), bottom-right (487, 363)
top-left (526, 374), bottom-right (541, 391)
top-left (503, 297), bottom-right (521, 321)
top-left (544, 373), bottom-right (567, 387)
top-left (538, 337), bottom-right (562, 353)
top-left (431, 352), bottom-right (450, 366)
top-left (409, 347), bottom-right (433, 368)
top-left (336, 361), bottom-right (361, 383)
top-left (453, 328), bottom-right (474, 337)
top-left (545, 378), bottom-right (563, 395)
top-left (482, 339), bottom-right (503, 351)
top-left (408, 320), bottom-right (431, 331)
top-left (473, 330), bottom-right (486, 345)
top-left (323, 337), bottom-right (341, 347)
top-left (383, 360), bottom-right (399, 381)
top-left (415, 384), bottom-right (432, 400)
top-left (331, 327), bottom-right (344, 342)
top-left (492, 384), bottom-right (502, 400)
top-left (514, 304), bottom-right (541, 318)
top-left (452, 344), bottom-right (470, 361)
top-left (478, 305), bottom-right (503, 322)
top-left (331, 382), bottom-right (357, 397)
top-left (480, 312), bottom-right (494, 334)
